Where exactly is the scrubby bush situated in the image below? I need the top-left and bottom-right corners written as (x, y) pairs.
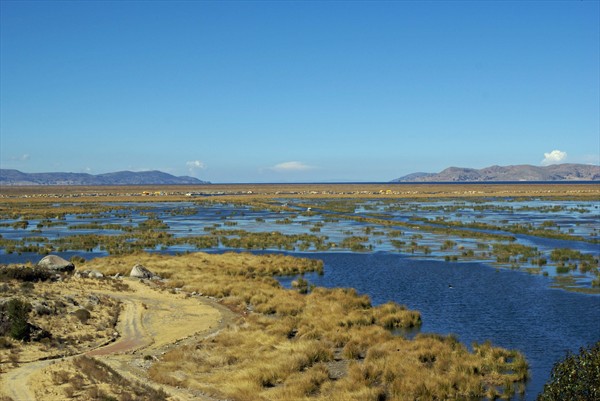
top-left (1, 298), bottom-right (31, 340)
top-left (70, 255), bottom-right (86, 265)
top-left (73, 308), bottom-right (92, 324)
top-left (0, 266), bottom-right (52, 282)
top-left (537, 341), bottom-right (600, 401)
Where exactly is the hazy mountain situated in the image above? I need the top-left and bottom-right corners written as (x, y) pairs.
top-left (393, 164), bottom-right (600, 182)
top-left (0, 169), bottom-right (209, 186)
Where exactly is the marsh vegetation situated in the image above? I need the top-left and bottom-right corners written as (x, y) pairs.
top-left (1, 192), bottom-right (597, 291)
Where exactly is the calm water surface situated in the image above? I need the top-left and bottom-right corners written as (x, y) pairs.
top-left (278, 252), bottom-right (600, 401)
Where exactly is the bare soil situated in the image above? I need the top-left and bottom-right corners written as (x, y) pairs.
top-left (0, 279), bottom-right (236, 401)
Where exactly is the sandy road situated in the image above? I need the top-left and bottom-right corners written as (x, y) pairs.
top-left (2, 358), bottom-right (55, 401)
top-left (1, 279), bottom-right (236, 401)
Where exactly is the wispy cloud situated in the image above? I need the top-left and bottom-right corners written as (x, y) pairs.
top-left (271, 161), bottom-right (314, 172)
top-left (541, 150), bottom-right (567, 166)
top-left (10, 154), bottom-right (30, 162)
top-left (186, 160), bottom-right (206, 175)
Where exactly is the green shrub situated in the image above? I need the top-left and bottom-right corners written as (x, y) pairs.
top-left (2, 298), bottom-right (32, 340)
top-left (537, 341), bottom-right (600, 401)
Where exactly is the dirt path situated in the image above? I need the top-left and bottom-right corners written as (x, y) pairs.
top-left (2, 358), bottom-right (55, 401)
top-left (87, 296), bottom-right (149, 356)
top-left (1, 279), bottom-right (237, 401)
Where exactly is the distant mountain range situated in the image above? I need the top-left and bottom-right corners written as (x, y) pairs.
top-left (393, 163), bottom-right (600, 182)
top-left (0, 169), bottom-right (209, 186)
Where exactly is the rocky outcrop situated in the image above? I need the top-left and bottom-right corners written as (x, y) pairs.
top-left (36, 255), bottom-right (75, 273)
top-left (130, 264), bottom-right (158, 279)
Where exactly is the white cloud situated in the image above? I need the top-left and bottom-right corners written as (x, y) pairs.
top-left (271, 161), bottom-right (314, 172)
top-left (10, 154), bottom-right (30, 162)
top-left (186, 160), bottom-right (206, 175)
top-left (186, 160), bottom-right (206, 169)
top-left (541, 150), bottom-right (567, 166)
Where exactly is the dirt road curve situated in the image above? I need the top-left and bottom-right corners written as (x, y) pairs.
top-left (2, 358), bottom-right (55, 401)
top-left (87, 297), bottom-right (149, 356)
top-left (1, 280), bottom-right (234, 401)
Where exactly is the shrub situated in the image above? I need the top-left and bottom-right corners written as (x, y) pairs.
top-left (3, 298), bottom-right (31, 340)
top-left (537, 341), bottom-right (600, 401)
top-left (0, 336), bottom-right (12, 349)
top-left (70, 255), bottom-right (86, 265)
top-left (0, 266), bottom-right (52, 282)
top-left (73, 308), bottom-right (92, 324)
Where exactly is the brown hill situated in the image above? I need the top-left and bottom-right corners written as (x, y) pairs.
top-left (393, 163), bottom-right (600, 182)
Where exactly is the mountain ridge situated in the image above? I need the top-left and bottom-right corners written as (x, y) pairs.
top-left (0, 169), bottom-right (210, 186)
top-left (392, 163), bottom-right (600, 182)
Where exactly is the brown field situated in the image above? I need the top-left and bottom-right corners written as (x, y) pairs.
top-left (0, 182), bottom-right (598, 203)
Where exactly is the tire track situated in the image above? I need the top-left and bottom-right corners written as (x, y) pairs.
top-left (1, 281), bottom-right (233, 401)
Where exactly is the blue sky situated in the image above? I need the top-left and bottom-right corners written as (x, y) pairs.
top-left (1, 1), bottom-right (598, 183)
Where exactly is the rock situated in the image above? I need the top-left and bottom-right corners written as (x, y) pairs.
top-left (32, 302), bottom-right (52, 316)
top-left (76, 270), bottom-right (102, 279)
top-left (28, 323), bottom-right (52, 342)
top-left (87, 295), bottom-right (100, 305)
top-left (37, 255), bottom-right (75, 273)
top-left (87, 270), bottom-right (104, 279)
top-left (130, 264), bottom-right (154, 279)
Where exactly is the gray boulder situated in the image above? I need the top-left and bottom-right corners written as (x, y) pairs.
top-left (130, 264), bottom-right (154, 279)
top-left (74, 270), bottom-right (104, 279)
top-left (88, 270), bottom-right (104, 279)
top-left (37, 255), bottom-right (75, 273)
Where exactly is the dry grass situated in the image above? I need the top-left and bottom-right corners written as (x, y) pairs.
top-left (1, 183), bottom-right (598, 203)
top-left (82, 252), bottom-right (528, 401)
top-left (0, 276), bottom-right (122, 364)
top-left (32, 355), bottom-right (168, 401)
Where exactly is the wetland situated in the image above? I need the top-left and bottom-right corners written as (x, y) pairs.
top-left (0, 183), bottom-right (599, 400)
